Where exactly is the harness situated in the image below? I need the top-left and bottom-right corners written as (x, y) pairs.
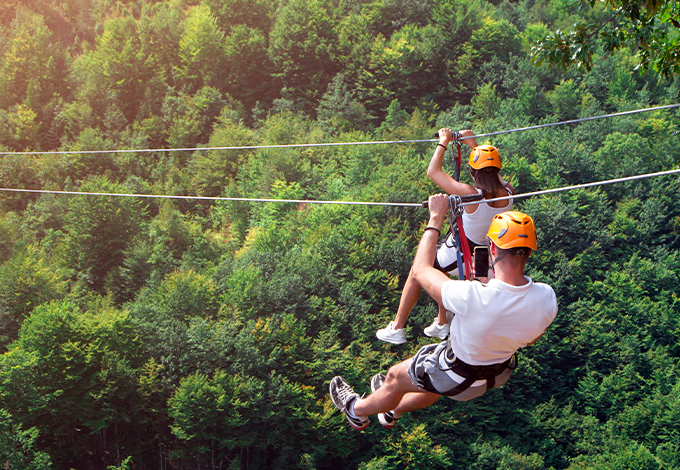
top-left (416, 342), bottom-right (518, 397)
top-left (446, 133), bottom-right (481, 280)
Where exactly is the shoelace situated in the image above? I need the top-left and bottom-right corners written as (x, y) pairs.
top-left (336, 383), bottom-right (358, 411)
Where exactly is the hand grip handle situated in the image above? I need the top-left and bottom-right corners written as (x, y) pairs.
top-left (432, 131), bottom-right (463, 139)
top-left (421, 193), bottom-right (484, 208)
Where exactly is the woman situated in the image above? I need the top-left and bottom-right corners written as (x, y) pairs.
top-left (376, 128), bottom-right (514, 344)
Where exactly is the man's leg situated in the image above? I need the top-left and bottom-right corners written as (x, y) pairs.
top-left (393, 391), bottom-right (441, 417)
top-left (353, 359), bottom-right (439, 418)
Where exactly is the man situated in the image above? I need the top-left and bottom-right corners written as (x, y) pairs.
top-left (330, 193), bottom-right (558, 430)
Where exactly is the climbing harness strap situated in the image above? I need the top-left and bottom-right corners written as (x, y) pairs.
top-left (422, 342), bottom-right (517, 397)
top-left (448, 133), bottom-right (475, 280)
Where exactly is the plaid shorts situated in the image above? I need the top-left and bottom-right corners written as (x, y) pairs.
top-left (407, 341), bottom-right (513, 402)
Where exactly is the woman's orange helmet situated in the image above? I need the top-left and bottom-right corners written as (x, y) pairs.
top-left (469, 145), bottom-right (502, 170)
top-left (486, 211), bottom-right (537, 250)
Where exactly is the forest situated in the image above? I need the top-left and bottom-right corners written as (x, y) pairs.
top-left (1, 0), bottom-right (680, 468)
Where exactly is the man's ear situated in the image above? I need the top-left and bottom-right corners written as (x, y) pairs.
top-left (488, 239), bottom-right (497, 257)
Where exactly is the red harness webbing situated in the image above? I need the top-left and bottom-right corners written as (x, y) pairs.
top-left (453, 141), bottom-right (473, 280)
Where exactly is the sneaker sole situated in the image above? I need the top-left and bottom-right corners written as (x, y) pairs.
top-left (378, 415), bottom-right (397, 428)
top-left (347, 416), bottom-right (369, 430)
top-left (371, 374), bottom-right (385, 393)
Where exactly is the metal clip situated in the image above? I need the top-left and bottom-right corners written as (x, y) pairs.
top-left (448, 194), bottom-right (464, 219)
top-left (447, 194), bottom-right (463, 239)
top-left (452, 131), bottom-right (463, 149)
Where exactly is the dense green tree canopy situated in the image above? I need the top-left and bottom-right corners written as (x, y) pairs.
top-left (0, 0), bottom-right (680, 468)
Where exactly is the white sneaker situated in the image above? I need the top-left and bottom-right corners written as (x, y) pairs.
top-left (376, 322), bottom-right (407, 344)
top-left (423, 318), bottom-right (450, 339)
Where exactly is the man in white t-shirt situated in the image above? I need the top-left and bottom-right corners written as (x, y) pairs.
top-left (330, 193), bottom-right (558, 430)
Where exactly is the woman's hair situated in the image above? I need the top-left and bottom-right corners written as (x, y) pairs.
top-left (469, 167), bottom-right (507, 199)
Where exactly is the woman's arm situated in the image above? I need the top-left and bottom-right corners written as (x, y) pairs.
top-left (427, 128), bottom-right (478, 196)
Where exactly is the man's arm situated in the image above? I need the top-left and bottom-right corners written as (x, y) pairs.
top-left (412, 194), bottom-right (454, 305)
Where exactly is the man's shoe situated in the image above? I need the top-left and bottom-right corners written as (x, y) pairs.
top-left (370, 373), bottom-right (398, 429)
top-left (423, 318), bottom-right (450, 339)
top-left (329, 376), bottom-right (369, 430)
top-left (376, 321), bottom-right (407, 344)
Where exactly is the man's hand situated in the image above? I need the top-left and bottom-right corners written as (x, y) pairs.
top-left (427, 194), bottom-right (449, 229)
top-left (413, 193), bottom-right (455, 305)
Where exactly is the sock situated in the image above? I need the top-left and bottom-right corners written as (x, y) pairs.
top-left (347, 397), bottom-right (362, 420)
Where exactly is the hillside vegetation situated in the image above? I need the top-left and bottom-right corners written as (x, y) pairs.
top-left (1, 0), bottom-right (680, 469)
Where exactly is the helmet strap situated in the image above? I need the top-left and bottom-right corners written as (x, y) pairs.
top-left (486, 237), bottom-right (510, 272)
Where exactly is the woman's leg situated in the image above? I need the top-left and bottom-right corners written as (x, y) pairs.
top-left (436, 301), bottom-right (448, 326)
top-left (392, 268), bottom-right (422, 329)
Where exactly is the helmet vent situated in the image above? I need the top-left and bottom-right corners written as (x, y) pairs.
top-left (498, 228), bottom-right (508, 238)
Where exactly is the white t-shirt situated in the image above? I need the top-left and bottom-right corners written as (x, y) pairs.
top-left (441, 277), bottom-right (558, 366)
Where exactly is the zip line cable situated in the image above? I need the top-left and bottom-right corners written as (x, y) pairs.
top-left (0, 168), bottom-right (678, 207)
top-left (0, 187), bottom-right (416, 207)
top-left (0, 104), bottom-right (678, 156)
top-left (442, 103), bottom-right (680, 141)
top-left (458, 168), bottom-right (680, 207)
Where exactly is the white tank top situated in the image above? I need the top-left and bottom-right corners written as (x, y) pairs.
top-left (462, 186), bottom-right (513, 245)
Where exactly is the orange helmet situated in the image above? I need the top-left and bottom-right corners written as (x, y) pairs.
top-left (469, 145), bottom-right (502, 170)
top-left (487, 211), bottom-right (537, 250)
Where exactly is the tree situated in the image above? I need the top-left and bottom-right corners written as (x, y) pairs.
top-left (316, 74), bottom-right (373, 135)
top-left (2, 299), bottom-right (144, 468)
top-left (168, 370), bottom-right (265, 469)
top-left (163, 86), bottom-right (227, 149)
top-left (61, 176), bottom-right (146, 293)
top-left (268, 0), bottom-right (340, 115)
top-left (0, 244), bottom-right (69, 349)
top-left (0, 409), bottom-right (52, 470)
top-left (69, 15), bottom-right (152, 128)
top-left (0, 6), bottom-right (69, 113)
top-left (531, 0), bottom-right (680, 77)
top-left (222, 24), bottom-right (275, 111)
top-left (0, 152), bottom-right (40, 212)
top-left (0, 105), bottom-right (40, 152)
top-left (203, 0), bottom-right (274, 34)
top-left (178, 5), bottom-right (226, 93)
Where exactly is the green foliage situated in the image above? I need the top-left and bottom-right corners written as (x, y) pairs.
top-left (0, 244), bottom-right (69, 349)
top-left (62, 176), bottom-right (146, 293)
top-left (0, 409), bottom-right (52, 470)
top-left (1, 299), bottom-right (144, 467)
top-left (531, 0), bottom-right (680, 77)
top-left (268, 0), bottom-right (339, 114)
top-left (179, 5), bottom-right (226, 93)
top-left (1, 0), bottom-right (680, 468)
top-left (317, 74), bottom-right (373, 135)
